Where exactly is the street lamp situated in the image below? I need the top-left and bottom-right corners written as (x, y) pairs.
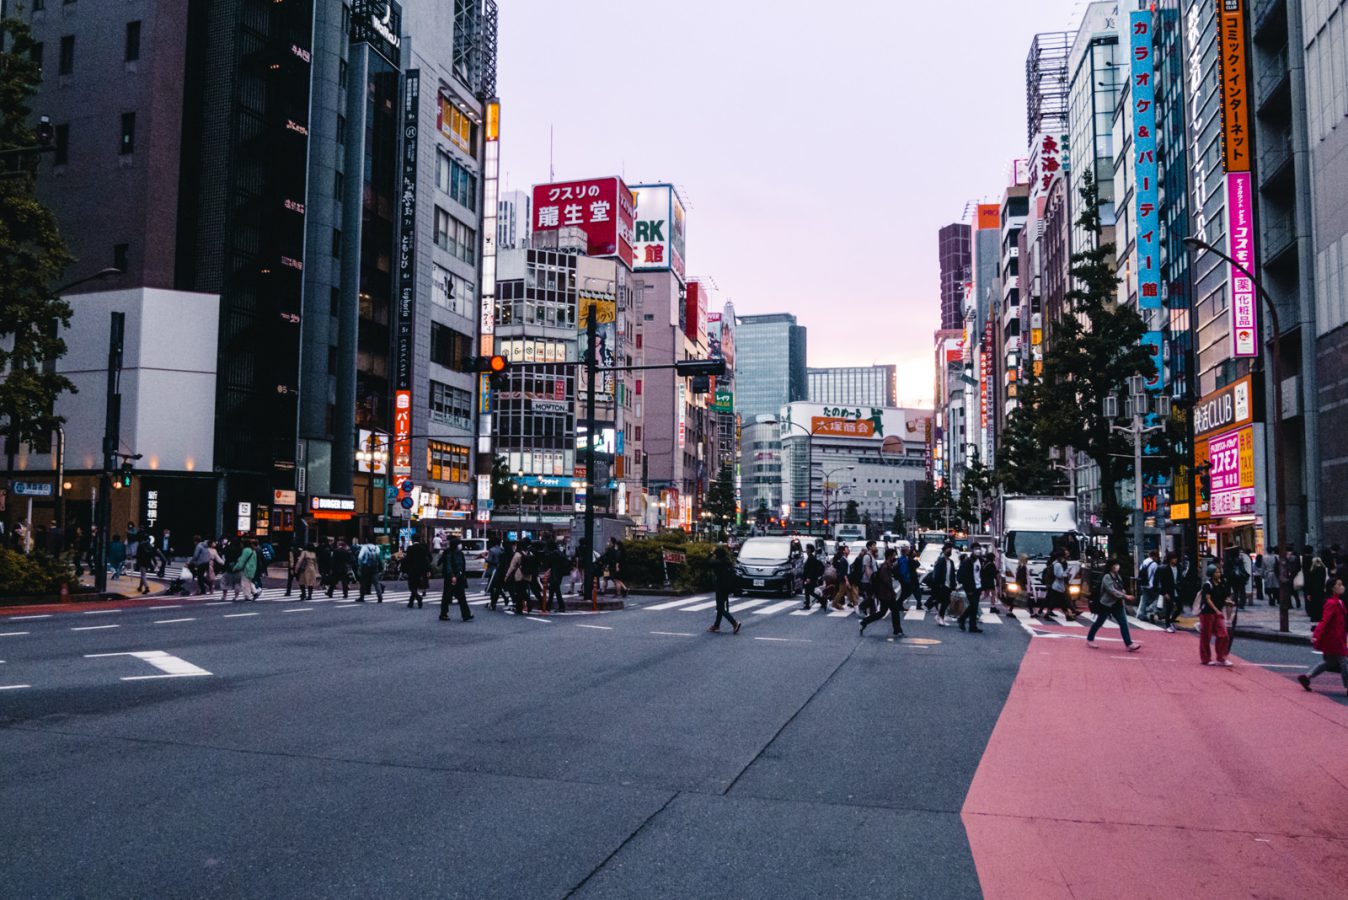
top-left (1183, 236), bottom-right (1290, 632)
top-left (771, 418), bottom-right (823, 531)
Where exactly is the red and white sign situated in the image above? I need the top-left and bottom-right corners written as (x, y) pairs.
top-left (1226, 172), bottom-right (1258, 357)
top-left (393, 390), bottom-right (412, 476)
top-left (532, 177), bottom-right (636, 268)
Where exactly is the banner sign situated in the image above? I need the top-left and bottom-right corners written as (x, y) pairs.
top-left (393, 390), bottom-right (412, 476)
top-left (392, 69), bottom-right (418, 479)
top-left (1226, 172), bottom-right (1258, 357)
top-left (1216, 0), bottom-right (1251, 173)
top-left (1130, 11), bottom-right (1162, 310)
top-left (532, 177), bottom-right (636, 268)
top-left (1141, 331), bottom-right (1165, 392)
top-left (631, 184), bottom-right (687, 282)
top-left (1208, 426), bottom-right (1256, 516)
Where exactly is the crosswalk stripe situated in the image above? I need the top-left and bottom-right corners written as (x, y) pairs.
top-left (827, 605), bottom-right (854, 618)
top-left (647, 596), bottom-right (708, 610)
top-left (979, 609), bottom-right (1004, 624)
top-left (729, 598), bottom-right (772, 613)
top-left (754, 600), bottom-right (800, 616)
top-left (1128, 616), bottom-right (1163, 631)
top-left (681, 599), bottom-right (719, 611)
top-left (903, 609), bottom-right (927, 621)
top-left (789, 604), bottom-right (827, 616)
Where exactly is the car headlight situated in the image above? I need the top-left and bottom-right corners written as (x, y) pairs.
top-left (1006, 583), bottom-right (1020, 594)
top-left (1068, 584), bottom-right (1081, 596)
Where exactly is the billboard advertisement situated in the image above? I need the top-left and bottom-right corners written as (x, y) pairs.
top-left (1217, 0), bottom-right (1251, 173)
top-left (976, 204), bottom-right (1000, 230)
top-left (685, 280), bottom-right (708, 347)
top-left (578, 294), bottom-right (616, 401)
top-left (1208, 426), bottom-right (1256, 516)
top-left (631, 184), bottom-right (686, 282)
top-left (532, 177), bottom-right (636, 268)
top-left (1226, 172), bottom-right (1258, 357)
top-left (1130, 11), bottom-right (1162, 310)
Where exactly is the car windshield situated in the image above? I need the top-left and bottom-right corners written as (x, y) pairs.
top-left (1006, 531), bottom-right (1080, 560)
top-left (738, 539), bottom-right (790, 563)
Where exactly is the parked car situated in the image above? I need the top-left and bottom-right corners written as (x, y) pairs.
top-left (733, 537), bottom-right (805, 596)
top-left (462, 538), bottom-right (489, 576)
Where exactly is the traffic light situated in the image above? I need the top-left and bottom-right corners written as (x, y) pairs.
top-left (675, 358), bottom-right (727, 378)
top-left (690, 375), bottom-right (711, 394)
top-left (116, 461), bottom-right (133, 489)
top-left (463, 355), bottom-right (510, 375)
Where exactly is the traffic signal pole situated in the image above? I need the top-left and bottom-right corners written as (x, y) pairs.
top-left (583, 316), bottom-right (597, 604)
top-left (93, 311), bottom-right (124, 594)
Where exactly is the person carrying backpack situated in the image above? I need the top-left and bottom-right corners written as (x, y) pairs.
top-left (229, 539), bottom-right (260, 602)
top-left (134, 533), bottom-right (161, 595)
top-left (356, 540), bottom-right (385, 603)
top-left (1137, 550), bottom-right (1161, 622)
top-left (503, 542), bottom-right (530, 614)
top-left (848, 547), bottom-right (868, 611)
top-left (802, 544), bottom-right (826, 609)
top-left (1034, 548), bottom-right (1070, 621)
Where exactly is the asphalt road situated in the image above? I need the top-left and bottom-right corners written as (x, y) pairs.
top-left (0, 586), bottom-right (1038, 899)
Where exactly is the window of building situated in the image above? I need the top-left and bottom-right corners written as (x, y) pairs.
top-left (427, 440), bottom-right (470, 484)
top-left (113, 243), bottom-right (128, 272)
top-left (53, 123), bottom-right (68, 165)
top-left (429, 380), bottom-right (473, 430)
top-left (435, 149), bottom-right (478, 211)
top-left (335, 114), bottom-right (346, 144)
top-left (330, 287), bottom-right (340, 316)
top-left (441, 100), bottom-right (476, 154)
top-left (431, 263), bottom-right (473, 317)
top-left (119, 113), bottom-right (135, 155)
top-left (331, 228), bottom-right (342, 257)
top-left (30, 42), bottom-right (42, 70)
top-left (338, 58), bottom-right (348, 88)
top-left (429, 322), bottom-right (472, 370)
top-left (125, 21), bottom-right (141, 62)
top-left (333, 170), bottom-right (343, 198)
top-left (434, 206), bottom-right (451, 250)
top-left (58, 35), bottom-right (74, 75)
top-left (436, 149), bottom-right (451, 193)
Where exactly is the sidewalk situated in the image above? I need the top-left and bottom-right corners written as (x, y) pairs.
top-left (1225, 601), bottom-right (1315, 645)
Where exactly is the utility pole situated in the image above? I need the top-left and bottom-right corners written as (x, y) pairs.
top-left (1107, 378), bottom-right (1167, 576)
top-left (582, 315), bottom-right (597, 603)
top-left (93, 311), bottom-right (125, 594)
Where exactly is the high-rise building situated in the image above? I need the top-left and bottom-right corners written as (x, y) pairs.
top-left (734, 314), bottom-right (807, 422)
top-left (807, 366), bottom-right (897, 407)
top-left (13, 0), bottom-right (318, 543)
top-left (998, 182), bottom-right (1029, 427)
top-left (1026, 31), bottom-right (1072, 145)
top-left (1067, 3), bottom-right (1122, 254)
top-left (709, 301), bottom-right (738, 479)
top-left (938, 224), bottom-right (972, 331)
top-left (497, 189), bottom-right (531, 250)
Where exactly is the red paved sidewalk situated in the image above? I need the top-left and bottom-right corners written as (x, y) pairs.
top-left (962, 630), bottom-right (1348, 899)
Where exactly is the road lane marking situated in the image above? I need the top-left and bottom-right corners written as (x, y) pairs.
top-left (281, 608), bottom-right (314, 614)
top-left (651, 631), bottom-right (695, 637)
top-left (223, 613), bottom-right (259, 618)
top-left (202, 601), bottom-right (231, 606)
top-left (574, 624), bottom-right (613, 630)
top-left (9, 614), bottom-right (52, 621)
top-left (681, 600), bottom-right (718, 611)
top-left (86, 650), bottom-right (212, 679)
top-left (0, 684), bottom-right (31, 690)
top-left (149, 605), bottom-right (182, 610)
top-left (0, 632), bottom-right (30, 638)
top-left (728, 598), bottom-right (771, 613)
top-left (153, 618), bottom-right (196, 624)
top-left (827, 606), bottom-right (854, 617)
top-left (521, 615), bottom-right (552, 624)
top-left (71, 625), bottom-right (120, 631)
top-left (903, 609), bottom-right (927, 620)
top-left (82, 609), bottom-right (121, 615)
top-left (754, 637), bottom-right (811, 643)
top-left (755, 600), bottom-right (801, 616)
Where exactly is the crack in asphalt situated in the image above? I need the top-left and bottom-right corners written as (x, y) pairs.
top-left (561, 791), bottom-right (678, 898)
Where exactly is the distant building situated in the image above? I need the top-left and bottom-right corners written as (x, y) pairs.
top-left (497, 190), bottom-right (531, 250)
top-left (734, 314), bottom-right (807, 421)
top-left (938, 224), bottom-right (972, 331)
top-left (807, 366), bottom-right (897, 407)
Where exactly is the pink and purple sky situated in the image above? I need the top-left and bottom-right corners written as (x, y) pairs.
top-left (496, 0), bottom-right (1083, 406)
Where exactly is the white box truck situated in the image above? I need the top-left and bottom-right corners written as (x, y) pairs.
top-left (995, 495), bottom-right (1084, 605)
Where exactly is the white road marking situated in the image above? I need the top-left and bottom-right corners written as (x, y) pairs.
top-left (9, 614), bottom-right (52, 621)
top-left (1251, 663), bottom-right (1307, 669)
top-left (223, 613), bottom-right (259, 618)
top-left (149, 605), bottom-right (182, 611)
top-left (790, 604), bottom-right (827, 616)
top-left (574, 624), bottom-right (613, 630)
top-left (82, 609), bottom-right (121, 616)
top-left (85, 650), bottom-right (213, 680)
top-left (646, 596), bottom-right (708, 610)
top-left (153, 618), bottom-right (196, 625)
top-left (826, 606), bottom-right (854, 618)
top-left (71, 624), bottom-right (120, 632)
top-left (650, 631), bottom-right (695, 637)
top-left (681, 599), bottom-right (719, 611)
top-left (903, 609), bottom-right (927, 620)
top-left (754, 636), bottom-right (811, 643)
top-left (202, 601), bottom-right (232, 606)
top-left (978, 610), bottom-right (1004, 625)
top-left (729, 598), bottom-right (772, 613)
top-left (755, 600), bottom-right (801, 616)
top-left (521, 615), bottom-right (552, 624)
top-left (0, 684), bottom-right (31, 690)
top-left (0, 632), bottom-right (30, 638)
top-left (281, 608), bottom-right (314, 614)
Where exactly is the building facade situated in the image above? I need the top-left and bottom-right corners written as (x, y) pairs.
top-left (807, 366), bottom-right (897, 407)
top-left (938, 223), bottom-right (972, 331)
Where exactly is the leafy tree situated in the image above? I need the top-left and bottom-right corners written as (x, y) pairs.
top-left (861, 511), bottom-right (873, 539)
top-left (843, 499), bottom-right (860, 524)
top-left (489, 455), bottom-right (513, 509)
top-left (1, 18), bottom-right (74, 455)
top-left (1029, 169), bottom-right (1157, 567)
top-left (957, 457), bottom-right (994, 531)
top-left (996, 393), bottom-right (1062, 496)
top-left (916, 481), bottom-right (954, 530)
top-left (703, 463), bottom-right (736, 534)
top-left (890, 500), bottom-right (905, 534)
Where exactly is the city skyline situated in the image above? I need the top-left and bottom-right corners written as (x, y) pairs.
top-left (495, 0), bottom-right (1082, 404)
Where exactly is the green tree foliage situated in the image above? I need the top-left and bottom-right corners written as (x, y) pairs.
top-left (996, 394), bottom-right (1063, 496)
top-left (957, 457), bottom-right (994, 531)
top-left (703, 463), bottom-right (736, 534)
top-left (1030, 169), bottom-right (1157, 566)
top-left (916, 481), bottom-right (954, 530)
top-left (489, 455), bottom-right (513, 509)
top-left (843, 499), bottom-right (860, 524)
top-left (1, 18), bottom-right (74, 452)
top-left (890, 500), bottom-right (905, 534)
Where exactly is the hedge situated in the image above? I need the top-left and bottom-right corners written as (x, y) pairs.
top-left (0, 549), bottom-right (75, 598)
top-left (620, 534), bottom-right (720, 593)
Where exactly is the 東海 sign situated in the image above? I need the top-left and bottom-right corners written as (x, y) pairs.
top-left (532, 177), bottom-right (636, 268)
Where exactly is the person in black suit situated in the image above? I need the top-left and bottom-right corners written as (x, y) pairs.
top-left (931, 544), bottom-right (958, 627)
top-left (403, 538), bottom-right (431, 608)
top-left (1156, 552), bottom-right (1182, 633)
top-left (708, 545), bottom-right (740, 634)
top-left (439, 537), bottom-right (474, 622)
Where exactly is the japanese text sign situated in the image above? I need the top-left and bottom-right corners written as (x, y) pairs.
top-left (1130, 12), bottom-right (1162, 310)
top-left (1217, 0), bottom-right (1251, 173)
top-left (1208, 426), bottom-right (1256, 516)
top-left (631, 184), bottom-right (687, 282)
top-left (532, 177), bottom-right (636, 268)
top-left (1226, 172), bottom-right (1259, 357)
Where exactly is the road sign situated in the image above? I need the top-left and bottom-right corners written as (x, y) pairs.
top-left (400, 496), bottom-right (414, 509)
top-left (400, 480), bottom-right (414, 493)
top-left (11, 481), bottom-right (53, 497)
top-left (662, 550), bottom-right (686, 564)
top-left (385, 485), bottom-right (398, 501)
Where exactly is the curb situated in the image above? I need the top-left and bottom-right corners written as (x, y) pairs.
top-left (1231, 627), bottom-right (1312, 646)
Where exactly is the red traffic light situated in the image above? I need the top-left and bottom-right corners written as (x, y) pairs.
top-left (486, 355), bottom-right (507, 373)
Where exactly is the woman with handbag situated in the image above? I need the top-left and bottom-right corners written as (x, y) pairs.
top-left (294, 543), bottom-right (319, 601)
top-left (1298, 578), bottom-right (1348, 694)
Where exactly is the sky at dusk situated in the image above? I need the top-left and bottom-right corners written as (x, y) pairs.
top-left (496, 0), bottom-right (1083, 407)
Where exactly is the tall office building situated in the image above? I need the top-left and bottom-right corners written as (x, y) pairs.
top-left (938, 224), bottom-right (971, 331)
top-left (1026, 31), bottom-right (1072, 145)
top-left (733, 314), bottom-right (807, 421)
top-left (807, 366), bottom-right (897, 407)
top-left (1067, 3), bottom-right (1122, 254)
top-left (497, 189), bottom-right (531, 250)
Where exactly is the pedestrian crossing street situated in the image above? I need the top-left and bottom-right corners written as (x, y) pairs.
top-left (639, 594), bottom-right (1168, 632)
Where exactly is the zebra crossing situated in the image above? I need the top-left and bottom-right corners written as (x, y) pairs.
top-left (639, 594), bottom-right (1161, 633)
